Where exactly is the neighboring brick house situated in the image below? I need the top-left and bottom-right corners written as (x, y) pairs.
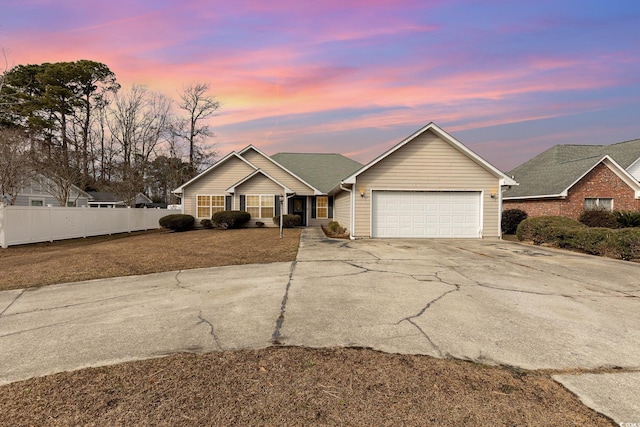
top-left (503, 139), bottom-right (640, 219)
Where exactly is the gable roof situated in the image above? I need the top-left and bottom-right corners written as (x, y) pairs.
top-left (173, 152), bottom-right (257, 194)
top-left (239, 145), bottom-right (328, 195)
top-left (225, 169), bottom-right (293, 194)
top-left (342, 122), bottom-right (516, 186)
top-left (504, 138), bottom-right (640, 199)
top-left (87, 191), bottom-right (123, 203)
top-left (270, 153), bottom-right (363, 194)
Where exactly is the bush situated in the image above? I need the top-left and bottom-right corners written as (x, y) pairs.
top-left (562, 227), bottom-right (640, 260)
top-left (501, 209), bottom-right (528, 234)
top-left (159, 214), bottom-right (195, 232)
top-left (614, 210), bottom-right (640, 228)
top-left (516, 216), bottom-right (640, 261)
top-left (327, 221), bottom-right (343, 234)
top-left (604, 228), bottom-right (640, 260)
top-left (212, 210), bottom-right (251, 229)
top-left (272, 214), bottom-right (301, 228)
top-left (200, 219), bottom-right (214, 229)
top-left (323, 221), bottom-right (347, 238)
top-left (255, 221), bottom-right (265, 227)
top-left (516, 216), bottom-right (584, 244)
top-left (578, 209), bottom-right (618, 228)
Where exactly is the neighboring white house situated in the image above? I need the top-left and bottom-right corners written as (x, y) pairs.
top-left (86, 192), bottom-right (155, 208)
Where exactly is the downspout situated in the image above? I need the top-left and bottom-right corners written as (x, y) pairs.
top-left (340, 184), bottom-right (355, 240)
top-left (498, 185), bottom-right (504, 239)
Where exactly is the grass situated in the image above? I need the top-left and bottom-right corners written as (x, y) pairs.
top-left (0, 227), bottom-right (300, 291)
top-left (0, 227), bottom-right (615, 426)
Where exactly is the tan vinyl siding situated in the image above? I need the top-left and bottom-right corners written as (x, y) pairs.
top-left (241, 149), bottom-right (316, 194)
top-left (334, 190), bottom-right (351, 233)
top-left (353, 129), bottom-right (501, 238)
top-left (230, 176), bottom-right (283, 227)
top-left (182, 157), bottom-right (255, 217)
top-left (236, 175), bottom-right (283, 194)
top-left (307, 217), bottom-right (329, 227)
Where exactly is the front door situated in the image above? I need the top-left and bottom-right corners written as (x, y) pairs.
top-left (289, 196), bottom-right (306, 226)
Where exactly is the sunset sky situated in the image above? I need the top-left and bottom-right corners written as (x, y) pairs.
top-left (2, 0), bottom-right (639, 171)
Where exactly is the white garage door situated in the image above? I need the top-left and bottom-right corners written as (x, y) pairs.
top-left (372, 191), bottom-right (481, 238)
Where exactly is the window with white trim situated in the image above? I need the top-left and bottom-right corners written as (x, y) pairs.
top-left (30, 198), bottom-right (45, 207)
top-left (316, 196), bottom-right (328, 219)
top-left (197, 195), bottom-right (225, 218)
top-left (246, 195), bottom-right (274, 219)
top-left (584, 198), bottom-right (613, 211)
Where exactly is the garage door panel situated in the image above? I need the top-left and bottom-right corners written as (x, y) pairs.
top-left (372, 191), bottom-right (480, 238)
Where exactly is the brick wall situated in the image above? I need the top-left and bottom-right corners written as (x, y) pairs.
top-left (504, 163), bottom-right (640, 219)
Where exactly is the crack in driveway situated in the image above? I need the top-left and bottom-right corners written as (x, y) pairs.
top-left (174, 270), bottom-right (197, 292)
top-left (396, 272), bottom-right (460, 356)
top-left (197, 310), bottom-right (222, 350)
top-left (0, 289), bottom-right (25, 317)
top-left (271, 261), bottom-right (297, 345)
top-left (0, 287), bottom-right (163, 318)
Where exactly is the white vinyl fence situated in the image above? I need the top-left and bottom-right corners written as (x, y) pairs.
top-left (0, 205), bottom-right (170, 248)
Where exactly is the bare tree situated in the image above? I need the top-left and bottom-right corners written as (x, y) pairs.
top-left (107, 85), bottom-right (174, 205)
top-left (176, 82), bottom-right (220, 171)
top-left (0, 127), bottom-right (31, 205)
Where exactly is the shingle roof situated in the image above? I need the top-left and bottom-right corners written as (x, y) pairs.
top-left (504, 139), bottom-right (640, 198)
top-left (271, 153), bottom-right (363, 194)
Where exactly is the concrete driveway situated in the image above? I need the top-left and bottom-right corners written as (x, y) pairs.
top-left (1, 228), bottom-right (639, 422)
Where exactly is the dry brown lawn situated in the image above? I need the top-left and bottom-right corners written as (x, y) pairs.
top-left (0, 227), bottom-right (615, 426)
top-left (0, 228), bottom-right (300, 291)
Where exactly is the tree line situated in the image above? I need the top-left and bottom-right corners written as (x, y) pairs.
top-left (0, 58), bottom-right (220, 206)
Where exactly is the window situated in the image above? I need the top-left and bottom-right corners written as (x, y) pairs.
top-left (584, 198), bottom-right (613, 211)
top-left (197, 195), bottom-right (225, 218)
top-left (316, 196), bottom-right (328, 219)
top-left (246, 195), bottom-right (274, 219)
top-left (67, 201), bottom-right (76, 207)
top-left (30, 198), bottom-right (44, 207)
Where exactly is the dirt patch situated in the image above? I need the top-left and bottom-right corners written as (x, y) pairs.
top-left (0, 347), bottom-right (614, 427)
top-left (0, 228), bottom-right (301, 291)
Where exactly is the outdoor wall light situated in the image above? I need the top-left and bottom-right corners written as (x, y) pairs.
top-left (358, 187), bottom-right (366, 198)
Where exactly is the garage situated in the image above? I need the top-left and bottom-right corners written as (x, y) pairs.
top-left (371, 191), bottom-right (481, 238)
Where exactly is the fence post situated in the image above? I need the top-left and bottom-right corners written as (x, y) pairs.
top-left (48, 205), bottom-right (53, 243)
top-left (0, 205), bottom-right (7, 249)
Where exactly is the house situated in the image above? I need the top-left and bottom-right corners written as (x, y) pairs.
top-left (174, 145), bottom-right (363, 227)
top-left (86, 192), bottom-right (154, 208)
top-left (503, 139), bottom-right (640, 218)
top-left (8, 176), bottom-right (90, 207)
top-left (87, 191), bottom-right (126, 208)
top-left (174, 122), bottom-right (516, 238)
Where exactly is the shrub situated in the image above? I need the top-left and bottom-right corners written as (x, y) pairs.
top-left (272, 214), bottom-right (301, 228)
top-left (604, 228), bottom-right (640, 260)
top-left (516, 216), bottom-right (640, 261)
top-left (614, 210), bottom-right (640, 228)
top-left (516, 216), bottom-right (584, 244)
top-left (561, 227), bottom-right (611, 254)
top-left (323, 221), bottom-right (347, 238)
top-left (578, 209), bottom-right (618, 228)
top-left (561, 227), bottom-right (640, 261)
top-left (159, 214), bottom-right (195, 232)
top-left (212, 210), bottom-right (251, 229)
top-left (200, 219), bottom-right (214, 229)
top-left (255, 221), bottom-right (265, 227)
top-left (327, 221), bottom-right (342, 234)
top-left (501, 209), bottom-right (528, 234)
